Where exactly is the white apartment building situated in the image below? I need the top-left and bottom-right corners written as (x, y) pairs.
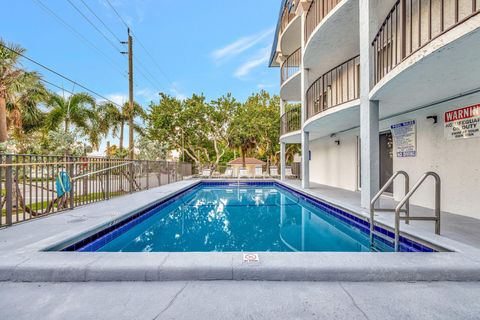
top-left (271, 0), bottom-right (480, 218)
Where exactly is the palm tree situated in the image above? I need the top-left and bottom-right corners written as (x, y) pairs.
top-left (98, 101), bottom-right (145, 151)
top-left (6, 71), bottom-right (48, 137)
top-left (0, 39), bottom-right (41, 142)
top-left (44, 92), bottom-right (100, 149)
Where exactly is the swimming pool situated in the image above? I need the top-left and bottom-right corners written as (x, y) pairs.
top-left (61, 182), bottom-right (436, 252)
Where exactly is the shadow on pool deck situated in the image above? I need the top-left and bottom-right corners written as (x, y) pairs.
top-left (283, 179), bottom-right (480, 249)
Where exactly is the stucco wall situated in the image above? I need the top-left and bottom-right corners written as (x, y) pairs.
top-left (385, 92), bottom-right (480, 218)
top-left (307, 91), bottom-right (480, 218)
top-left (309, 130), bottom-right (359, 191)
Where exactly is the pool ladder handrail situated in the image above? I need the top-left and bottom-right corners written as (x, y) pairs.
top-left (370, 171), bottom-right (410, 250)
top-left (370, 171), bottom-right (441, 252)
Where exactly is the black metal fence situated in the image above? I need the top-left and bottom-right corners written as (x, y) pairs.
top-left (0, 154), bottom-right (192, 227)
top-left (373, 0), bottom-right (480, 84)
top-left (281, 48), bottom-right (302, 85)
top-left (306, 55), bottom-right (360, 120)
top-left (281, 106), bottom-right (302, 136)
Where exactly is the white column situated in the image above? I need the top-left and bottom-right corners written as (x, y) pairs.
top-left (301, 131), bottom-right (310, 189)
top-left (360, 0), bottom-right (380, 208)
top-left (300, 7), bottom-right (310, 189)
top-left (280, 99), bottom-right (286, 180)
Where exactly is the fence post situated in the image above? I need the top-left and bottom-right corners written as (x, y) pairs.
top-left (106, 166), bottom-right (111, 200)
top-left (167, 162), bottom-right (170, 184)
top-left (129, 161), bottom-right (134, 193)
top-left (69, 156), bottom-right (75, 210)
top-left (146, 161), bottom-right (149, 190)
top-left (5, 155), bottom-right (13, 226)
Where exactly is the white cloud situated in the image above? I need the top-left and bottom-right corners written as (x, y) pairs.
top-left (169, 81), bottom-right (187, 101)
top-left (103, 93), bottom-right (127, 106)
top-left (234, 47), bottom-right (270, 78)
top-left (211, 28), bottom-right (274, 63)
top-left (257, 83), bottom-right (274, 90)
top-left (136, 88), bottom-right (158, 102)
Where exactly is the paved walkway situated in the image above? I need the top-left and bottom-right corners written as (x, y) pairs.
top-left (283, 180), bottom-right (480, 249)
top-left (1, 281), bottom-right (480, 320)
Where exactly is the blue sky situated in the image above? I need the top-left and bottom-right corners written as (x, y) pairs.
top-left (1, 0), bottom-right (280, 106)
top-left (1, 0), bottom-right (281, 153)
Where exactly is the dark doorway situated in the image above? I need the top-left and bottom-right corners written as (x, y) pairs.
top-left (379, 132), bottom-right (394, 193)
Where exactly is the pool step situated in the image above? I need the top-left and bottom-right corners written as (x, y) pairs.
top-left (371, 230), bottom-right (395, 245)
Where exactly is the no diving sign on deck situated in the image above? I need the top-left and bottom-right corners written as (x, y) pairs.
top-left (444, 104), bottom-right (480, 140)
top-left (243, 253), bottom-right (259, 262)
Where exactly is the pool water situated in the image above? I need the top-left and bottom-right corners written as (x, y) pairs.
top-left (93, 183), bottom-right (392, 252)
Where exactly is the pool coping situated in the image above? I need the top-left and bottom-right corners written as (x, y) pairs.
top-left (1, 179), bottom-right (480, 282)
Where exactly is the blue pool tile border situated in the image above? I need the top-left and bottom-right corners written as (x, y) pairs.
top-left (62, 180), bottom-right (436, 253)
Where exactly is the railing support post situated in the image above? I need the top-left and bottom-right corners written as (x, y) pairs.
top-left (5, 155), bottom-right (13, 226)
top-left (106, 168), bottom-right (111, 200)
top-left (129, 162), bottom-right (134, 193)
top-left (146, 161), bottom-right (149, 190)
top-left (69, 156), bottom-right (75, 210)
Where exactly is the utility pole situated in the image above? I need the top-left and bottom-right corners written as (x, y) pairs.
top-left (121, 28), bottom-right (134, 193)
top-left (121, 28), bottom-right (134, 160)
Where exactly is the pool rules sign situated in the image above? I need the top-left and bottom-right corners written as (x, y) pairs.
top-left (391, 120), bottom-right (417, 157)
top-left (444, 104), bottom-right (480, 140)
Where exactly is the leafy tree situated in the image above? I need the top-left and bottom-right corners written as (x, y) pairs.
top-left (136, 135), bottom-right (169, 160)
top-left (228, 91), bottom-right (280, 167)
top-left (98, 101), bottom-right (145, 153)
top-left (0, 39), bottom-right (47, 142)
top-left (147, 93), bottom-right (237, 166)
top-left (44, 92), bottom-right (100, 150)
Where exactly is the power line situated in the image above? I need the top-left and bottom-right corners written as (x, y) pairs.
top-left (104, 0), bottom-right (179, 93)
top-left (0, 42), bottom-right (122, 107)
top-left (40, 78), bottom-right (75, 96)
top-left (32, 0), bottom-right (127, 79)
top-left (79, 0), bottom-right (123, 43)
top-left (66, 0), bottom-right (123, 53)
top-left (105, 0), bottom-right (130, 29)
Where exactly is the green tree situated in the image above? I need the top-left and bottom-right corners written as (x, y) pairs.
top-left (44, 92), bottom-right (100, 149)
top-left (228, 91), bottom-right (280, 167)
top-left (98, 101), bottom-right (145, 153)
top-left (147, 93), bottom-right (235, 166)
top-left (0, 39), bottom-right (47, 142)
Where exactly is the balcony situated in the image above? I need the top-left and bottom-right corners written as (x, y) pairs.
top-left (280, 0), bottom-right (300, 36)
top-left (370, 0), bottom-right (480, 118)
top-left (373, 0), bottom-right (480, 84)
top-left (279, 0), bottom-right (302, 55)
top-left (280, 48), bottom-right (302, 101)
top-left (303, 0), bottom-right (359, 78)
top-left (280, 106), bottom-right (302, 143)
top-left (281, 48), bottom-right (302, 85)
top-left (305, 0), bottom-right (342, 43)
top-left (306, 56), bottom-right (360, 119)
top-left (304, 56), bottom-right (361, 137)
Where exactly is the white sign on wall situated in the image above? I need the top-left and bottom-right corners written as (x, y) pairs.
top-left (444, 104), bottom-right (480, 140)
top-left (391, 120), bottom-right (416, 157)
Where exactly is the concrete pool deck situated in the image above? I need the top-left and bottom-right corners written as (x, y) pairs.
top-left (2, 281), bottom-right (480, 320)
top-left (1, 179), bottom-right (480, 282)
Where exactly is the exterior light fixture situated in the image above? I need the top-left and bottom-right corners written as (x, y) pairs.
top-left (427, 115), bottom-right (438, 124)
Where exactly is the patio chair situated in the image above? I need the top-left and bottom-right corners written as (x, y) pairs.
top-left (201, 169), bottom-right (211, 178)
top-left (238, 168), bottom-right (250, 178)
top-left (254, 166), bottom-right (264, 179)
top-left (221, 168), bottom-right (234, 178)
top-left (285, 166), bottom-right (297, 179)
top-left (270, 166), bottom-right (279, 178)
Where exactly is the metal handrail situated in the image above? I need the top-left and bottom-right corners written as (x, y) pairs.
top-left (72, 162), bottom-right (133, 181)
top-left (370, 171), bottom-right (409, 245)
top-left (393, 172), bottom-right (441, 251)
